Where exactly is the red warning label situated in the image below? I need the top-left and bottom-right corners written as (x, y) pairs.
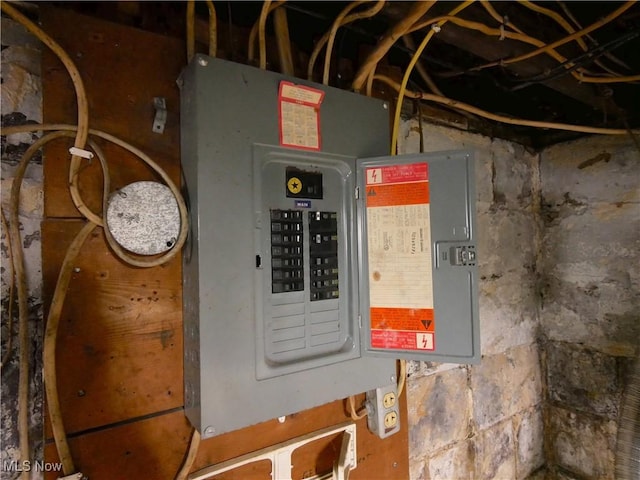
top-left (370, 307), bottom-right (434, 331)
top-left (371, 330), bottom-right (435, 351)
top-left (365, 182), bottom-right (430, 207)
top-left (366, 163), bottom-right (428, 185)
top-left (366, 161), bottom-right (435, 353)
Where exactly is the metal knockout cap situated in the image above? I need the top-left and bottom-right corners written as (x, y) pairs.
top-left (106, 181), bottom-right (181, 255)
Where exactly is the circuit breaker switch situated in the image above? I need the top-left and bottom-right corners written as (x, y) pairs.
top-left (270, 209), bottom-right (304, 293)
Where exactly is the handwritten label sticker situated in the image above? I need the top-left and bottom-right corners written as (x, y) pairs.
top-left (278, 81), bottom-right (325, 151)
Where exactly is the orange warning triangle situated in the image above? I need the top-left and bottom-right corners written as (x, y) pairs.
top-left (421, 319), bottom-right (432, 330)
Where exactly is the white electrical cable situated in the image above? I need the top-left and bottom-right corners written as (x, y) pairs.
top-left (3, 123), bottom-right (189, 267)
top-left (1, 4), bottom-right (189, 474)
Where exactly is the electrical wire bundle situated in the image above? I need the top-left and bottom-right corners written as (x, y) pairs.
top-left (252, 1), bottom-right (638, 156)
top-left (0, 2), bottom-right (190, 478)
top-left (509, 29), bottom-right (640, 92)
top-left (2, 1), bottom-right (639, 479)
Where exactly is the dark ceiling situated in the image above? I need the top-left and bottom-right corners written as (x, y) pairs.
top-left (42, 1), bottom-right (640, 148)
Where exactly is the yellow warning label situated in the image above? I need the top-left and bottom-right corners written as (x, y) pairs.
top-left (287, 177), bottom-right (303, 194)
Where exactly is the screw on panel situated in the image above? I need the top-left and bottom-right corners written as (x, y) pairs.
top-left (383, 103), bottom-right (388, 110)
top-left (198, 57), bottom-right (209, 67)
top-left (278, 416), bottom-right (286, 423)
top-left (204, 426), bottom-right (215, 436)
top-left (390, 375), bottom-right (397, 383)
top-left (74, 267), bottom-right (81, 273)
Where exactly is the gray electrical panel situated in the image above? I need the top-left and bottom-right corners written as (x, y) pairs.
top-left (180, 55), bottom-right (479, 438)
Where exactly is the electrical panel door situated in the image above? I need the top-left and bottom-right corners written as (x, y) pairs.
top-left (357, 153), bottom-right (479, 363)
top-left (180, 55), bottom-right (479, 438)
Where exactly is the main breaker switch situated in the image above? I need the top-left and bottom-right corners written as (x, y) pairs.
top-left (286, 167), bottom-right (323, 199)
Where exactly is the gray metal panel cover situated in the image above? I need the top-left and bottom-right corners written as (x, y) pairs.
top-left (180, 55), bottom-right (396, 437)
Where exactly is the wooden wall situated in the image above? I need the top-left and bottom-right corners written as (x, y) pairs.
top-left (41, 6), bottom-right (409, 479)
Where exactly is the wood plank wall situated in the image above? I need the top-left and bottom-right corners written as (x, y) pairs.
top-left (40, 6), bottom-right (409, 479)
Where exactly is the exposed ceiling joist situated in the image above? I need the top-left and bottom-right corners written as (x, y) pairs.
top-left (433, 23), bottom-right (627, 119)
top-left (18, 1), bottom-right (640, 149)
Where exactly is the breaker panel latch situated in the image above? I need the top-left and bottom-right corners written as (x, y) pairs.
top-left (449, 245), bottom-right (476, 267)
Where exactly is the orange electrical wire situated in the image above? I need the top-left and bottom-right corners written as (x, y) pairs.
top-left (307, 1), bottom-right (385, 82)
top-left (248, 1), bottom-right (285, 64)
top-left (401, 34), bottom-right (443, 96)
top-left (322, 1), bottom-right (385, 85)
top-left (175, 429), bottom-right (201, 480)
top-left (0, 208), bottom-right (15, 371)
top-left (558, 0), bottom-right (631, 73)
top-left (322, 1), bottom-right (367, 84)
top-left (258, 0), bottom-right (272, 69)
top-left (0, 2), bottom-right (93, 225)
top-left (406, 14), bottom-right (640, 85)
top-left (375, 73), bottom-right (635, 136)
top-left (3, 123), bottom-right (189, 269)
top-left (205, 0), bottom-right (217, 57)
top-left (517, 0), bottom-right (624, 77)
top-left (473, 1), bottom-right (637, 79)
top-left (352, 1), bottom-right (436, 92)
top-left (479, 0), bottom-right (524, 35)
top-left (391, 0), bottom-right (475, 154)
top-left (0, 5), bottom-right (94, 475)
top-left (519, 0), bottom-right (588, 49)
top-left (187, 0), bottom-right (195, 62)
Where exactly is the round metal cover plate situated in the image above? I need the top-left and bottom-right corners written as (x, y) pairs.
top-left (106, 181), bottom-right (180, 255)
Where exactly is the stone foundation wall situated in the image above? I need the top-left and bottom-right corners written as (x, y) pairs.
top-left (399, 121), bottom-right (545, 479)
top-left (1, 17), bottom-right (45, 480)
top-left (540, 136), bottom-right (639, 479)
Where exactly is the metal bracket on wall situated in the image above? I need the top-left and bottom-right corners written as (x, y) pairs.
top-left (152, 96), bottom-right (167, 134)
top-left (188, 423), bottom-right (357, 480)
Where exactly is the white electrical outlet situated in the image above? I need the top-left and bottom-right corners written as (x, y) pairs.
top-left (366, 384), bottom-right (400, 439)
top-left (383, 391), bottom-right (396, 409)
top-left (384, 411), bottom-right (398, 428)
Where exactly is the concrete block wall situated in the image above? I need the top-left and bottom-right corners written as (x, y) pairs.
top-left (540, 136), bottom-right (639, 479)
top-left (1, 18), bottom-right (45, 479)
top-left (398, 121), bottom-right (545, 479)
